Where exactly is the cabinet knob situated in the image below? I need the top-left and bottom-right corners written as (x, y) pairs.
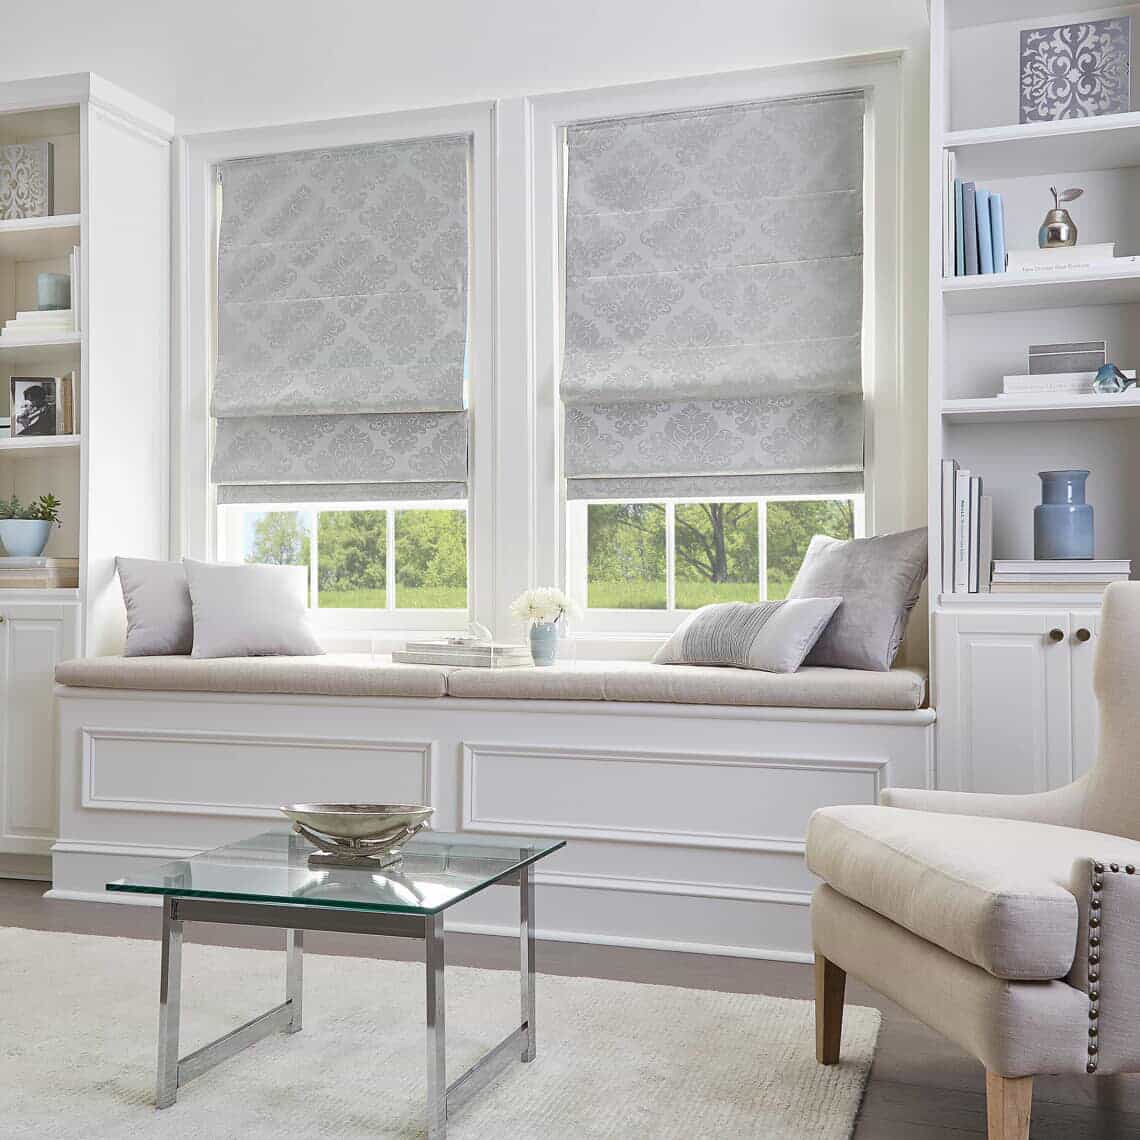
top-left (1048, 628), bottom-right (1064, 642)
top-left (1075, 627), bottom-right (1092, 643)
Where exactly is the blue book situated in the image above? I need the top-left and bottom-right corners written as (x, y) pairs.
top-left (975, 187), bottom-right (994, 274)
top-left (989, 192), bottom-right (1006, 273)
top-left (954, 179), bottom-right (965, 276)
top-left (962, 182), bottom-right (979, 275)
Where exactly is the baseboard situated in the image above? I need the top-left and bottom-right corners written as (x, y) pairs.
top-left (0, 853), bottom-right (51, 881)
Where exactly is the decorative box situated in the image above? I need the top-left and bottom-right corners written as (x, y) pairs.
top-left (0, 141), bottom-right (54, 220)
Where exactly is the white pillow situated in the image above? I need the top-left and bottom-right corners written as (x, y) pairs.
top-left (183, 559), bottom-right (324, 659)
top-left (653, 597), bottom-right (842, 673)
top-left (116, 557), bottom-right (194, 656)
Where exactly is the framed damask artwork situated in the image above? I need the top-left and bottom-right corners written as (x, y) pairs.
top-left (1020, 18), bottom-right (1132, 123)
top-left (0, 141), bottom-right (54, 220)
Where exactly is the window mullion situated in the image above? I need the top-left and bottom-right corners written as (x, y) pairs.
top-left (309, 511), bottom-right (319, 610)
top-left (665, 501), bottom-right (676, 611)
top-left (757, 498), bottom-right (768, 602)
top-left (386, 510), bottom-right (397, 611)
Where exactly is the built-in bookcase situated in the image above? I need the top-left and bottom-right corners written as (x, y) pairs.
top-left (930, 0), bottom-right (1140, 602)
top-left (0, 75), bottom-right (172, 654)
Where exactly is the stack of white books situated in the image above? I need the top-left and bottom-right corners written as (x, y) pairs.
top-left (0, 556), bottom-right (79, 589)
top-left (1005, 244), bottom-right (1137, 275)
top-left (941, 459), bottom-right (992, 594)
top-left (0, 310), bottom-right (75, 343)
top-left (999, 370), bottom-right (1136, 398)
top-left (392, 639), bottom-right (533, 668)
top-left (990, 560), bottom-right (1131, 595)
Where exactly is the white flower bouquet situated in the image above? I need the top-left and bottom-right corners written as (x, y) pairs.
top-left (509, 586), bottom-right (582, 626)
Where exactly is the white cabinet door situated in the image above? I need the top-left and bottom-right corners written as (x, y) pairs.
top-left (1069, 608), bottom-right (1101, 780)
top-left (0, 602), bottom-right (78, 855)
top-left (937, 610), bottom-right (1073, 794)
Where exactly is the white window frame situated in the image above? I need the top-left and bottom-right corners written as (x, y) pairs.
top-left (567, 493), bottom-right (865, 635)
top-left (527, 54), bottom-right (904, 640)
top-left (176, 101), bottom-right (496, 635)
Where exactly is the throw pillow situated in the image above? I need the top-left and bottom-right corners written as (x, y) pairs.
top-left (116, 557), bottom-right (194, 657)
top-left (183, 559), bottom-right (324, 659)
top-left (653, 597), bottom-right (842, 673)
top-left (788, 527), bottom-right (928, 671)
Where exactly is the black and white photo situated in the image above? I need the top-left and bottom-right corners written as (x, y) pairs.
top-left (10, 376), bottom-right (58, 438)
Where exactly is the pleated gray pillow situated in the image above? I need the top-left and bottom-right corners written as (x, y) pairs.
top-left (653, 597), bottom-right (842, 673)
top-left (788, 527), bottom-right (928, 671)
top-left (116, 557), bottom-right (194, 656)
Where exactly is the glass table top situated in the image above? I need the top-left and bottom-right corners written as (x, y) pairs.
top-left (107, 830), bottom-right (566, 916)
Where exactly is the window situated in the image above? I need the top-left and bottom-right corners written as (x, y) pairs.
top-left (571, 495), bottom-right (862, 616)
top-left (218, 503), bottom-right (468, 613)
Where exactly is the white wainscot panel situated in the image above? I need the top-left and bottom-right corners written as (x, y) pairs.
top-left (462, 742), bottom-right (887, 852)
top-left (82, 728), bottom-right (435, 818)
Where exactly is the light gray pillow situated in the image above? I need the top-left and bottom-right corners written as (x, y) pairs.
top-left (788, 527), bottom-right (928, 671)
top-left (183, 559), bottom-right (324, 659)
top-left (653, 597), bottom-right (842, 673)
top-left (116, 557), bottom-right (194, 657)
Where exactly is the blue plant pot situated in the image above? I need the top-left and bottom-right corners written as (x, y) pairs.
top-left (529, 621), bottom-right (560, 667)
top-left (0, 519), bottom-right (52, 558)
top-left (1034, 469), bottom-right (1093, 560)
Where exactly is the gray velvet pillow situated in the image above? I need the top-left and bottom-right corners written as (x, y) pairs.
top-left (787, 527), bottom-right (928, 671)
top-left (184, 559), bottom-right (324, 659)
top-left (116, 557), bottom-right (194, 657)
top-left (653, 597), bottom-right (842, 673)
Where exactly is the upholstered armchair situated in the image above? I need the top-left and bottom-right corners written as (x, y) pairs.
top-left (806, 581), bottom-right (1140, 1140)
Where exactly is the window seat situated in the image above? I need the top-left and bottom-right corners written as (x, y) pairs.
top-left (55, 654), bottom-right (926, 711)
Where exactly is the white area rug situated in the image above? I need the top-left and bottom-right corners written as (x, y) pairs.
top-left (0, 927), bottom-right (878, 1138)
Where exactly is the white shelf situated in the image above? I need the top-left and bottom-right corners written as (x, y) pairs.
top-left (0, 434), bottom-right (81, 456)
top-left (941, 266), bottom-right (1140, 314)
top-left (938, 591), bottom-right (1108, 607)
top-left (0, 332), bottom-right (81, 361)
top-left (0, 587), bottom-right (80, 603)
top-left (0, 214), bottom-right (82, 262)
top-left (944, 111), bottom-right (1140, 178)
top-left (942, 393), bottom-right (1140, 423)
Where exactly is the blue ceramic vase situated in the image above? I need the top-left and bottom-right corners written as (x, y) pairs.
top-left (1034, 470), bottom-right (1093, 560)
top-left (529, 621), bottom-right (560, 667)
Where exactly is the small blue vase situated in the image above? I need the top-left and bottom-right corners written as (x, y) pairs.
top-left (1034, 470), bottom-right (1093, 560)
top-left (529, 621), bottom-right (560, 667)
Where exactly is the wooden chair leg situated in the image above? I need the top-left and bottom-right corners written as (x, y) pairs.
top-left (985, 1072), bottom-right (1033, 1140)
top-left (814, 953), bottom-right (846, 1065)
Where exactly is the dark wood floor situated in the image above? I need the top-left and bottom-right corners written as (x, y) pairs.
top-left (2, 879), bottom-right (1136, 1138)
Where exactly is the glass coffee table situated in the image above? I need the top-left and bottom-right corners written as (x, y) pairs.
top-left (108, 829), bottom-right (566, 1139)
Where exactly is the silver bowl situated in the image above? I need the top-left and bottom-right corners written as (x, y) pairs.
top-left (280, 803), bottom-right (434, 867)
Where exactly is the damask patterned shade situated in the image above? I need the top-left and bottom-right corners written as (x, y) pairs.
top-left (562, 93), bottom-right (865, 500)
top-left (211, 134), bottom-right (472, 503)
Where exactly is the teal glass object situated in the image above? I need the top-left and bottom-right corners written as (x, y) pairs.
top-left (1093, 364), bottom-right (1134, 394)
top-left (1034, 469), bottom-right (1093, 560)
top-left (36, 272), bottom-right (70, 311)
top-left (529, 620), bottom-right (560, 666)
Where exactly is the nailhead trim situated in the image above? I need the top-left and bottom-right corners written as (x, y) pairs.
top-left (1084, 859), bottom-right (1129, 1074)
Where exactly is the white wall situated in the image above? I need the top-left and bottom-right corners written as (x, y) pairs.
top-left (2, 0), bottom-right (931, 654)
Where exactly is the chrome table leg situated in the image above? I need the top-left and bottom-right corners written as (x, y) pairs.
top-left (520, 864), bottom-right (536, 1062)
top-left (426, 911), bottom-right (447, 1139)
top-left (286, 928), bottom-right (303, 1033)
top-left (156, 897), bottom-right (183, 1109)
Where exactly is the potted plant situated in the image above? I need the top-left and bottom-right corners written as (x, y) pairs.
top-left (509, 587), bottom-right (581, 666)
top-left (0, 493), bottom-right (62, 558)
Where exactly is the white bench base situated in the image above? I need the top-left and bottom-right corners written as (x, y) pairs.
top-left (54, 685), bottom-right (935, 962)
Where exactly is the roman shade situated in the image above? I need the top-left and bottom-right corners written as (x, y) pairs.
top-left (561, 93), bottom-right (865, 501)
top-left (212, 133), bottom-right (472, 504)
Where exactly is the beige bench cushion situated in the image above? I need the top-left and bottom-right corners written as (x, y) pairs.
top-left (807, 804), bottom-right (1140, 980)
top-left (55, 653), bottom-right (452, 699)
top-left (448, 661), bottom-right (927, 710)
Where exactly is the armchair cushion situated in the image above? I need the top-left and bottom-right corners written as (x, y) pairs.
top-left (807, 804), bottom-right (1140, 980)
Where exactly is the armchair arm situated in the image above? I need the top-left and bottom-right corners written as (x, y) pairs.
top-left (1069, 855), bottom-right (1140, 1075)
top-left (880, 777), bottom-right (1088, 827)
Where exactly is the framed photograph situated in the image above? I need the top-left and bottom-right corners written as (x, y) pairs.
top-left (10, 377), bottom-right (58, 438)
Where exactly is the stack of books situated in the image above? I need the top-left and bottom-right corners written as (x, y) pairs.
top-left (1005, 243), bottom-right (1137, 276)
top-left (0, 557), bottom-right (79, 589)
top-left (991, 560), bottom-right (1131, 595)
top-left (941, 459), bottom-right (992, 594)
top-left (392, 639), bottom-right (533, 668)
top-left (999, 369), bottom-right (1135, 399)
top-left (943, 154), bottom-right (1006, 276)
top-left (0, 310), bottom-right (75, 343)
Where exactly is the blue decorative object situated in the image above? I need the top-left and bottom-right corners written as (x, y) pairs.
top-left (36, 272), bottom-right (70, 311)
top-left (529, 621), bottom-right (560, 667)
top-left (0, 519), bottom-right (53, 558)
top-left (1093, 364), bottom-right (1134, 393)
top-left (1034, 470), bottom-right (1094, 560)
